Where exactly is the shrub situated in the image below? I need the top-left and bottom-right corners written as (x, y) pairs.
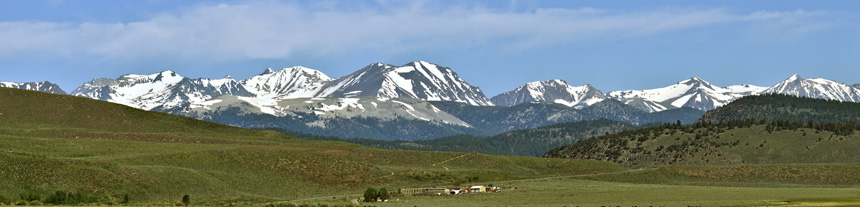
top-left (363, 188), bottom-right (378, 202)
top-left (44, 191), bottom-right (102, 205)
top-left (28, 200), bottom-right (42, 206)
top-left (181, 195), bottom-right (190, 207)
top-left (18, 193), bottom-right (39, 202)
top-left (378, 188), bottom-right (389, 201)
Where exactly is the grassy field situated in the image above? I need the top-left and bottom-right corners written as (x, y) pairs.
top-left (577, 163), bottom-right (860, 188)
top-left (0, 87), bottom-right (626, 204)
top-left (363, 164), bottom-right (860, 207)
top-left (370, 177), bottom-right (860, 207)
top-left (262, 164), bottom-right (860, 207)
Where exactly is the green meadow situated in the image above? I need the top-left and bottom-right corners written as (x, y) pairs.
top-left (374, 175), bottom-right (860, 207)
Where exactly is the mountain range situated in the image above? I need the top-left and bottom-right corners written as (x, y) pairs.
top-left (0, 81), bottom-right (66, 94)
top-left (4, 61), bottom-right (860, 140)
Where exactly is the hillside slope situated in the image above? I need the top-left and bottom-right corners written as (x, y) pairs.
top-left (288, 119), bottom-right (639, 157)
top-left (0, 87), bottom-right (625, 203)
top-left (545, 119), bottom-right (860, 168)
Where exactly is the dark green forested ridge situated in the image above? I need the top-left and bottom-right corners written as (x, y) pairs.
top-left (700, 93), bottom-right (860, 124)
top-left (546, 117), bottom-right (860, 168)
top-left (282, 119), bottom-right (639, 157)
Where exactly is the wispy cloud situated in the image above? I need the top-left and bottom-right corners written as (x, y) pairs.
top-left (0, 1), bottom-right (839, 61)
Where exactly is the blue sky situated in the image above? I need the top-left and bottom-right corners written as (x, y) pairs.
top-left (2, 0), bottom-right (860, 96)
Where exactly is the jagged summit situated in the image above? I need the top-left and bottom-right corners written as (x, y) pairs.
top-left (315, 61), bottom-right (493, 106)
top-left (490, 79), bottom-right (606, 108)
top-left (762, 74), bottom-right (860, 102)
top-left (240, 66), bottom-right (332, 98)
top-left (263, 68), bottom-right (276, 75)
top-left (72, 70), bottom-right (251, 110)
top-left (0, 81), bottom-right (67, 94)
top-left (608, 77), bottom-right (766, 112)
top-left (786, 74), bottom-right (803, 82)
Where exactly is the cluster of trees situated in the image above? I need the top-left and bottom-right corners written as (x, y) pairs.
top-left (362, 187), bottom-right (391, 202)
top-left (765, 119), bottom-right (858, 136)
top-left (0, 191), bottom-right (103, 206)
top-left (43, 191), bottom-right (104, 205)
top-left (0, 191), bottom-right (189, 206)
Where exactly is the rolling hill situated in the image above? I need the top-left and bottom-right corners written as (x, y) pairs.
top-left (0, 87), bottom-right (625, 204)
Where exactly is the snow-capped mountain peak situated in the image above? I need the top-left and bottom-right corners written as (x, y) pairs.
top-left (72, 70), bottom-right (252, 110)
top-left (681, 77), bottom-right (706, 84)
top-left (761, 74), bottom-right (860, 102)
top-left (0, 81), bottom-right (67, 94)
top-left (490, 79), bottom-right (606, 108)
top-left (316, 61), bottom-right (493, 106)
top-left (786, 74), bottom-right (803, 82)
top-left (608, 77), bottom-right (764, 112)
top-left (240, 66), bottom-right (332, 98)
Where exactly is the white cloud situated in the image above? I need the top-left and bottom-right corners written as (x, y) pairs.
top-left (0, 2), bottom-right (839, 60)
